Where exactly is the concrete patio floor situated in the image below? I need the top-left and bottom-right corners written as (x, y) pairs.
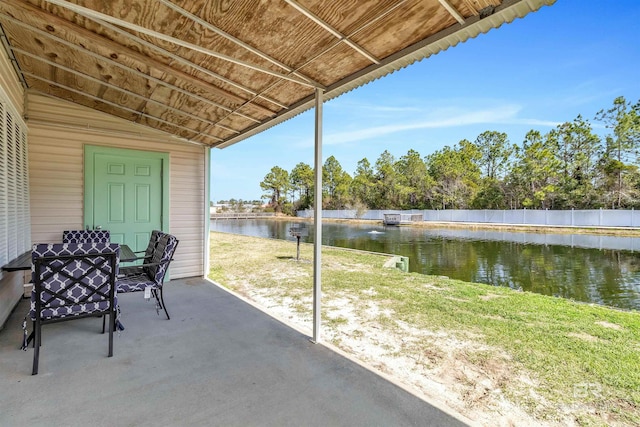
top-left (0, 278), bottom-right (469, 426)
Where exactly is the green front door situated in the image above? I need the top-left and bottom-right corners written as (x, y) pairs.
top-left (85, 146), bottom-right (169, 252)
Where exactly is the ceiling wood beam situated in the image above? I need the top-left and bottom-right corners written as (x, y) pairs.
top-left (158, 0), bottom-right (320, 89)
top-left (23, 71), bottom-right (224, 143)
top-left (12, 47), bottom-right (240, 135)
top-left (43, 0), bottom-right (323, 89)
top-left (284, 0), bottom-right (380, 65)
top-left (0, 1), bottom-right (274, 119)
top-left (211, 0), bottom-right (414, 139)
top-left (0, 13), bottom-right (263, 124)
top-left (92, 16), bottom-right (288, 111)
top-left (438, 0), bottom-right (466, 24)
top-left (280, 0), bottom-right (411, 83)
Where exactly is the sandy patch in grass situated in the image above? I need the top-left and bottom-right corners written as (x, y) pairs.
top-left (361, 287), bottom-right (378, 296)
top-left (479, 294), bottom-right (507, 301)
top-left (445, 296), bottom-right (469, 303)
top-left (567, 332), bottom-right (601, 343)
top-left (595, 321), bottom-right (622, 330)
top-left (423, 283), bottom-right (444, 291)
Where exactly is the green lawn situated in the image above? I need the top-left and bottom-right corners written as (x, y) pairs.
top-left (209, 232), bottom-right (640, 426)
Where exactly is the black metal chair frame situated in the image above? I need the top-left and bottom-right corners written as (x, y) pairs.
top-left (29, 252), bottom-right (118, 375)
top-left (130, 230), bottom-right (162, 262)
top-left (117, 236), bottom-right (179, 320)
top-left (118, 258), bottom-right (177, 320)
top-left (119, 230), bottom-right (163, 277)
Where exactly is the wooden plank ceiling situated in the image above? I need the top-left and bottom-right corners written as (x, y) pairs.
top-left (0, 0), bottom-right (554, 148)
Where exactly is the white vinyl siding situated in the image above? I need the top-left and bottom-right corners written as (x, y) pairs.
top-left (27, 94), bottom-right (205, 279)
top-left (0, 39), bottom-right (28, 326)
top-left (0, 46), bottom-right (23, 117)
top-left (0, 88), bottom-right (30, 281)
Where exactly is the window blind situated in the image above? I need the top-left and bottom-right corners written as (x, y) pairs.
top-left (0, 91), bottom-right (29, 280)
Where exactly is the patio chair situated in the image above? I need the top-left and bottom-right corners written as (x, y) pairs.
top-left (116, 233), bottom-right (179, 320)
top-left (23, 243), bottom-right (121, 375)
top-left (62, 229), bottom-right (111, 243)
top-left (119, 230), bottom-right (163, 276)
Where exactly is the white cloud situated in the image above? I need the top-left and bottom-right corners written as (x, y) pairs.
top-left (496, 118), bottom-right (561, 128)
top-left (322, 104), bottom-right (559, 145)
top-left (331, 99), bottom-right (422, 114)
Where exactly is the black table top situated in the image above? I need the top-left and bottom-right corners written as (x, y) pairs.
top-left (1, 251), bottom-right (32, 272)
top-left (119, 244), bottom-right (137, 263)
top-left (2, 244), bottom-right (137, 272)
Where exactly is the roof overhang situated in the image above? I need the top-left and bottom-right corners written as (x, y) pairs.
top-left (0, 0), bottom-right (555, 149)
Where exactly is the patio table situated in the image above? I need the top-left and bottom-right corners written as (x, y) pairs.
top-left (119, 244), bottom-right (136, 263)
top-left (2, 245), bottom-right (137, 272)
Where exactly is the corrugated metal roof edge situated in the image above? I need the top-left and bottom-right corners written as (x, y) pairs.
top-left (216, 0), bottom-right (556, 149)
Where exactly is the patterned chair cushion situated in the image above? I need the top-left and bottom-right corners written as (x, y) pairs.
top-left (117, 233), bottom-right (178, 293)
top-left (29, 294), bottom-right (120, 321)
top-left (30, 243), bottom-right (121, 321)
top-left (116, 273), bottom-right (159, 293)
top-left (32, 242), bottom-right (120, 283)
top-left (62, 230), bottom-right (111, 243)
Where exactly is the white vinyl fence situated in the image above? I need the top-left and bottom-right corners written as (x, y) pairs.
top-left (296, 209), bottom-right (640, 228)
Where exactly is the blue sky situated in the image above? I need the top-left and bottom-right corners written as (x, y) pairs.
top-left (210, 0), bottom-right (640, 202)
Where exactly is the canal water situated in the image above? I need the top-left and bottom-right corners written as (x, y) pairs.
top-left (211, 219), bottom-right (640, 311)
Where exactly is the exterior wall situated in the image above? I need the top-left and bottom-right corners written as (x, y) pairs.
top-left (0, 43), bottom-right (26, 328)
top-left (27, 93), bottom-right (206, 279)
top-left (0, 44), bottom-right (23, 116)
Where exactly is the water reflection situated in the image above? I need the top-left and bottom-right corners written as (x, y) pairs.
top-left (211, 219), bottom-right (640, 310)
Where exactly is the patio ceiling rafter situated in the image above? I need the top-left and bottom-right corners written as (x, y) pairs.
top-left (12, 47), bottom-right (240, 136)
top-left (157, 0), bottom-right (321, 89)
top-left (192, 1), bottom-right (418, 143)
top-left (42, 0), bottom-right (323, 90)
top-left (438, 0), bottom-right (466, 24)
top-left (0, 2), bottom-right (272, 122)
top-left (22, 70), bottom-right (219, 144)
top-left (90, 17), bottom-right (289, 112)
top-left (283, 0), bottom-right (381, 65)
top-left (0, 0), bottom-right (556, 147)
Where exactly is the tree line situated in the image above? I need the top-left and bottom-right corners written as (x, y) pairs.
top-left (260, 97), bottom-right (640, 214)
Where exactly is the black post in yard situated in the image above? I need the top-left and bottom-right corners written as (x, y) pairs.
top-left (289, 224), bottom-right (308, 261)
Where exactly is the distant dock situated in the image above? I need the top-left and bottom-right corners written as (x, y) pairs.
top-left (383, 213), bottom-right (423, 226)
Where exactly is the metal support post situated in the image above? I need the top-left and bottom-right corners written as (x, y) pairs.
top-left (312, 88), bottom-right (323, 343)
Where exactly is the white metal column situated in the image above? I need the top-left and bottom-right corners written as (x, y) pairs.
top-left (203, 146), bottom-right (211, 277)
top-left (312, 88), bottom-right (323, 343)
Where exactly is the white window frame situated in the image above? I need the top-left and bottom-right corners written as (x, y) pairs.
top-left (0, 87), bottom-right (29, 280)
